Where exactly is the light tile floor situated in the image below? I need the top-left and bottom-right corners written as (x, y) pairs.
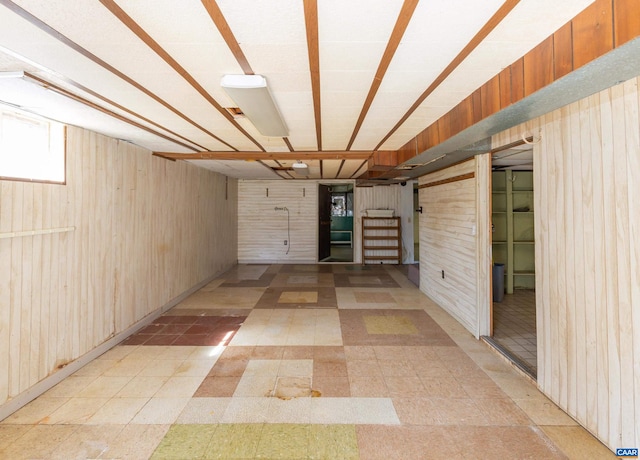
top-left (0, 265), bottom-right (614, 459)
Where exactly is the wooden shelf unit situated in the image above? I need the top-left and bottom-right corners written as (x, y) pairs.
top-left (492, 170), bottom-right (535, 292)
top-left (362, 216), bottom-right (401, 264)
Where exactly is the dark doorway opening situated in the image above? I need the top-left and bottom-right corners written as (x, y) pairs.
top-left (319, 183), bottom-right (354, 263)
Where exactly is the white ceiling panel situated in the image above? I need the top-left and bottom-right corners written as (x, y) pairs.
top-left (188, 159), bottom-right (280, 179)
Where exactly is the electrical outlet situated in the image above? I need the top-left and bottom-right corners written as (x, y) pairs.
top-left (284, 240), bottom-right (288, 245)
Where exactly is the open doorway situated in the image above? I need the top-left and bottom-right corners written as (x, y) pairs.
top-left (318, 183), bottom-right (354, 263)
top-left (488, 152), bottom-right (537, 379)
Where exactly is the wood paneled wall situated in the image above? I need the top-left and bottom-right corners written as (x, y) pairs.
top-left (238, 180), bottom-right (319, 263)
top-left (492, 77), bottom-right (640, 450)
top-left (0, 126), bottom-right (237, 407)
top-left (237, 180), bottom-right (415, 264)
top-left (418, 159), bottom-right (491, 336)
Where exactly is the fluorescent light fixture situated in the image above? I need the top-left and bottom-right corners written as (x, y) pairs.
top-left (292, 161), bottom-right (309, 175)
top-left (0, 71), bottom-right (24, 79)
top-left (221, 74), bottom-right (288, 137)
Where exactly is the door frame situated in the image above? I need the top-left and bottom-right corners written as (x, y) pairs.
top-left (317, 181), bottom-right (355, 263)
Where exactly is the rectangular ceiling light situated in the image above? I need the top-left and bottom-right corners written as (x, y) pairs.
top-left (221, 75), bottom-right (288, 137)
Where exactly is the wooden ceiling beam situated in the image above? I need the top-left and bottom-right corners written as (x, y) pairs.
top-left (303, 0), bottom-right (322, 150)
top-left (374, 0), bottom-right (521, 150)
top-left (153, 150), bottom-right (383, 161)
top-left (346, 0), bottom-right (419, 150)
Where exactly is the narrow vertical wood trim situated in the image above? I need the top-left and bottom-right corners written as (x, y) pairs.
top-left (98, 0), bottom-right (265, 151)
top-left (303, 0), bottom-right (322, 151)
top-left (346, 0), bottom-right (419, 150)
top-left (476, 154), bottom-right (492, 337)
top-left (374, 0), bottom-right (522, 150)
top-left (201, 0), bottom-right (254, 75)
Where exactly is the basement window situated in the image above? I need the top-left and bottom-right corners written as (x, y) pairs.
top-left (0, 108), bottom-right (65, 183)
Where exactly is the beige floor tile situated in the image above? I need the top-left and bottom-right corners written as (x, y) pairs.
top-left (102, 358), bottom-right (148, 377)
top-left (514, 397), bottom-right (579, 426)
top-left (154, 376), bottom-right (204, 398)
top-left (0, 424), bottom-right (32, 447)
top-left (116, 375), bottom-right (168, 397)
top-left (278, 291), bottom-right (319, 303)
top-left (76, 376), bottom-right (132, 398)
top-left (43, 375), bottom-right (98, 398)
top-left (541, 425), bottom-right (617, 459)
top-left (221, 397), bottom-right (271, 423)
top-left (86, 397), bottom-right (149, 424)
top-left (0, 425), bottom-right (78, 459)
top-left (46, 397), bottom-right (110, 424)
top-left (72, 358), bottom-right (118, 377)
top-left (266, 397), bottom-right (312, 423)
top-left (310, 397), bottom-right (355, 424)
top-left (48, 424), bottom-right (123, 459)
top-left (99, 345), bottom-right (138, 361)
top-left (130, 398), bottom-right (191, 424)
top-left (138, 359), bottom-right (184, 377)
top-left (176, 397), bottom-right (230, 424)
top-left (1, 397), bottom-right (69, 424)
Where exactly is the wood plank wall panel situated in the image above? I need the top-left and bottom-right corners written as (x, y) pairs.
top-left (614, 0), bottom-right (640, 46)
top-left (0, 126), bottom-right (237, 406)
top-left (238, 180), bottom-right (319, 263)
top-left (554, 22), bottom-right (574, 79)
top-left (572, 0), bottom-right (614, 70)
top-left (524, 36), bottom-right (554, 97)
top-left (491, 76), bottom-right (640, 450)
top-left (419, 160), bottom-right (480, 335)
